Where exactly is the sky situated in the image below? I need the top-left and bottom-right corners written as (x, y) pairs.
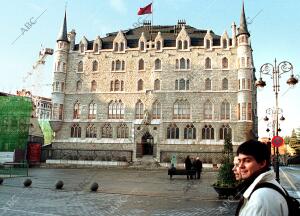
top-left (1, 0), bottom-right (299, 139)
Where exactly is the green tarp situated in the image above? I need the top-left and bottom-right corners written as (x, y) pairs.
top-left (0, 96), bottom-right (32, 152)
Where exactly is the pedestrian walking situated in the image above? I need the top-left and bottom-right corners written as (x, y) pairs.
top-left (235, 140), bottom-right (288, 216)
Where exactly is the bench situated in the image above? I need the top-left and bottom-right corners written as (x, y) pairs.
top-left (168, 168), bottom-right (196, 179)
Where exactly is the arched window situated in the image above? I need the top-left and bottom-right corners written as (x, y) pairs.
top-left (138, 59), bottom-right (144, 71)
top-left (221, 101), bottom-right (230, 120)
top-left (102, 123), bottom-right (112, 138)
top-left (219, 125), bottom-right (232, 140)
top-left (248, 103), bottom-right (252, 120)
top-left (205, 57), bottom-right (211, 69)
top-left (88, 101), bottom-right (97, 119)
top-left (183, 40), bottom-right (188, 49)
top-left (73, 101), bottom-right (81, 119)
top-left (76, 80), bottom-right (82, 91)
top-left (108, 100), bottom-right (124, 119)
top-left (180, 58), bottom-right (185, 69)
top-left (184, 124), bottom-right (196, 139)
top-left (121, 60), bottom-right (125, 71)
top-left (86, 124), bottom-right (97, 138)
top-left (247, 57), bottom-right (251, 68)
top-left (117, 123), bottom-right (129, 138)
top-left (179, 79), bottom-right (185, 90)
top-left (154, 59), bottom-right (161, 70)
top-left (135, 100), bottom-right (144, 119)
top-left (187, 59), bottom-right (190, 69)
top-left (91, 80), bottom-right (97, 92)
top-left (202, 125), bottom-right (214, 139)
top-left (94, 43), bottom-right (99, 52)
top-left (116, 60), bottom-right (121, 71)
top-left (71, 124), bottom-right (81, 138)
top-left (204, 100), bottom-right (213, 120)
top-left (154, 79), bottom-right (160, 90)
top-left (121, 80), bottom-right (124, 91)
top-left (178, 40), bottom-right (182, 49)
top-left (223, 39), bottom-right (227, 48)
top-left (115, 80), bottom-right (120, 91)
top-left (111, 61), bottom-right (115, 71)
top-left (222, 57), bottom-right (228, 69)
top-left (205, 78), bottom-right (211, 90)
top-left (138, 79), bottom-right (143, 91)
top-left (156, 41), bottom-right (161, 50)
top-left (175, 59), bottom-right (179, 69)
top-left (140, 41), bottom-right (145, 51)
top-left (167, 123), bottom-right (179, 139)
top-left (92, 60), bottom-right (98, 72)
top-left (152, 100), bottom-right (161, 119)
top-left (173, 99), bottom-right (190, 119)
top-left (222, 78), bottom-right (228, 90)
top-left (78, 61), bottom-right (83, 72)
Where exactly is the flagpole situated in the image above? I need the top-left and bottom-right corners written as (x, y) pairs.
top-left (151, 0), bottom-right (154, 41)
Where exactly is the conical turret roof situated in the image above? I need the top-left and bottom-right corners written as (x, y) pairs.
top-left (57, 11), bottom-right (69, 42)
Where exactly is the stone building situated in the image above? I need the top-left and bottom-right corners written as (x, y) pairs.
top-left (50, 4), bottom-right (257, 162)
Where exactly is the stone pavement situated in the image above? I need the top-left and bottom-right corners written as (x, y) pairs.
top-left (0, 168), bottom-right (238, 216)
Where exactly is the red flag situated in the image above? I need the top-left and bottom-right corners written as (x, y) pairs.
top-left (138, 3), bottom-right (152, 15)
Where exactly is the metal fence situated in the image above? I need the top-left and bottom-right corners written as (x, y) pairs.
top-left (0, 162), bottom-right (29, 178)
top-left (160, 151), bottom-right (226, 164)
top-left (42, 149), bottom-right (133, 162)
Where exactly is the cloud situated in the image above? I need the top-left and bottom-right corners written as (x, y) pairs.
top-left (110, 0), bottom-right (127, 15)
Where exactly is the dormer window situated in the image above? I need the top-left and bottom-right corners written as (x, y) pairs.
top-left (183, 40), bottom-right (188, 49)
top-left (120, 42), bottom-right (124, 51)
top-left (80, 44), bottom-right (84, 53)
top-left (178, 41), bottom-right (182, 49)
top-left (156, 41), bottom-right (161, 50)
top-left (223, 39), bottom-right (228, 49)
top-left (94, 43), bottom-right (99, 52)
top-left (206, 39), bottom-right (211, 49)
top-left (140, 41), bottom-right (145, 51)
top-left (114, 43), bottom-right (118, 52)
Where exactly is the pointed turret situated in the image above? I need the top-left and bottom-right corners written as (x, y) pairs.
top-left (237, 1), bottom-right (250, 37)
top-left (57, 11), bottom-right (69, 43)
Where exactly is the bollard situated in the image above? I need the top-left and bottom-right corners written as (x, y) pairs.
top-left (55, 180), bottom-right (64, 190)
top-left (0, 177), bottom-right (3, 185)
top-left (90, 182), bottom-right (99, 192)
top-left (23, 178), bottom-right (32, 187)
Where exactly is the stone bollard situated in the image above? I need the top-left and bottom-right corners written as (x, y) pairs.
top-left (90, 182), bottom-right (99, 192)
top-left (0, 177), bottom-right (3, 185)
top-left (23, 178), bottom-right (32, 187)
top-left (55, 180), bottom-right (64, 190)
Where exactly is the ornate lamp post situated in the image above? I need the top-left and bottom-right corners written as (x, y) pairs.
top-left (256, 59), bottom-right (298, 182)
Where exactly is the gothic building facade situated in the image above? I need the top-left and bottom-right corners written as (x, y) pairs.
top-left (50, 4), bottom-right (257, 162)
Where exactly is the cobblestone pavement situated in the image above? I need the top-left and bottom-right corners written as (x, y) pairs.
top-left (0, 168), bottom-right (237, 216)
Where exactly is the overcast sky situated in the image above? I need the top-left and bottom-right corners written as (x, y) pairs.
top-left (1, 0), bottom-right (299, 138)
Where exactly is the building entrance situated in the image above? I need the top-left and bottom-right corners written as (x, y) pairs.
top-left (141, 132), bottom-right (153, 155)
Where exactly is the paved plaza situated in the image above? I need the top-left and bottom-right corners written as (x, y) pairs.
top-left (0, 168), bottom-right (238, 216)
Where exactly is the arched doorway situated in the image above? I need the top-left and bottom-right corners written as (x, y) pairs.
top-left (141, 132), bottom-right (153, 155)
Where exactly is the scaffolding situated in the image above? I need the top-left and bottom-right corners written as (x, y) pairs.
top-left (0, 95), bottom-right (32, 152)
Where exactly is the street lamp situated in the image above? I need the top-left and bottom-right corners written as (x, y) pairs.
top-left (264, 107), bottom-right (285, 156)
top-left (256, 59), bottom-right (298, 183)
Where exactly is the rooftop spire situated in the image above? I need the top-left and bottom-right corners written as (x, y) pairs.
top-left (57, 10), bottom-right (69, 42)
top-left (237, 1), bottom-right (250, 37)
